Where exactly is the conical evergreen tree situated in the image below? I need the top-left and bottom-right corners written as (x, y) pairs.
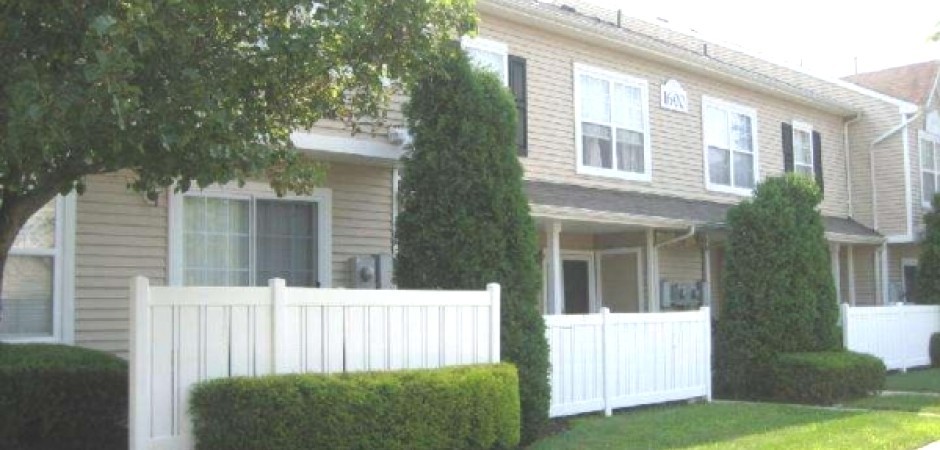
top-left (395, 47), bottom-right (549, 443)
top-left (715, 174), bottom-right (840, 398)
top-left (917, 194), bottom-right (940, 304)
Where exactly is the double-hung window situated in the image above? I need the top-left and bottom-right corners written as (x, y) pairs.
top-left (703, 96), bottom-right (758, 195)
top-left (174, 187), bottom-right (330, 288)
top-left (574, 64), bottom-right (651, 181)
top-left (461, 36), bottom-right (508, 85)
top-left (792, 122), bottom-right (814, 176)
top-left (1, 196), bottom-right (74, 341)
top-left (921, 131), bottom-right (940, 208)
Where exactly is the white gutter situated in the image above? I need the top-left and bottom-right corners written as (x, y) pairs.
top-left (901, 113), bottom-right (914, 241)
top-left (843, 114), bottom-right (862, 217)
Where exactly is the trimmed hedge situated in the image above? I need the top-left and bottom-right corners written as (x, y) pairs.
top-left (931, 333), bottom-right (940, 367)
top-left (0, 343), bottom-right (127, 450)
top-left (769, 351), bottom-right (885, 405)
top-left (190, 364), bottom-right (521, 450)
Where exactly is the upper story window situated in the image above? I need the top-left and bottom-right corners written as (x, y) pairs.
top-left (461, 36), bottom-right (508, 85)
top-left (921, 130), bottom-right (940, 208)
top-left (461, 36), bottom-right (528, 156)
top-left (574, 63), bottom-right (651, 181)
top-left (702, 96), bottom-right (758, 195)
top-left (792, 122), bottom-right (814, 176)
top-left (782, 120), bottom-right (824, 195)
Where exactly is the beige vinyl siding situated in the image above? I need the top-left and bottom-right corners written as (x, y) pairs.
top-left (657, 241), bottom-right (703, 282)
top-left (74, 163), bottom-right (394, 357)
top-left (75, 172), bottom-right (167, 356)
top-left (305, 91), bottom-right (408, 137)
top-left (478, 13), bottom-right (851, 217)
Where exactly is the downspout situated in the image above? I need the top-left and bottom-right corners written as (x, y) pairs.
top-left (843, 114), bottom-right (862, 217)
top-left (869, 108), bottom-right (921, 231)
top-left (654, 225), bottom-right (696, 249)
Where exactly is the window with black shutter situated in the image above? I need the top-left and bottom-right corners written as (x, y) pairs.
top-left (812, 130), bottom-right (824, 195)
top-left (782, 121), bottom-right (824, 196)
top-left (782, 122), bottom-right (794, 172)
top-left (508, 55), bottom-right (527, 156)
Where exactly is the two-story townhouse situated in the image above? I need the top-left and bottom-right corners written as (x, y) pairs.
top-left (0, 0), bottom-right (920, 356)
top-left (843, 60), bottom-right (940, 302)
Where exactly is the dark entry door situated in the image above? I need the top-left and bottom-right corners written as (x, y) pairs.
top-left (563, 260), bottom-right (591, 314)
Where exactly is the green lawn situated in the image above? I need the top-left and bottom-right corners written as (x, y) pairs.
top-left (530, 402), bottom-right (940, 450)
top-left (847, 393), bottom-right (940, 415)
top-left (886, 368), bottom-right (940, 393)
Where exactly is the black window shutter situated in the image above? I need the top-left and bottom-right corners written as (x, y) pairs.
top-left (508, 55), bottom-right (527, 156)
top-left (813, 130), bottom-right (824, 195)
top-left (781, 122), bottom-right (794, 172)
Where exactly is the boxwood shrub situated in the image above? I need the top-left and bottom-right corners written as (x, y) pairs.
top-left (0, 343), bottom-right (127, 450)
top-left (190, 363), bottom-right (520, 450)
top-left (931, 333), bottom-right (940, 367)
top-left (769, 351), bottom-right (885, 405)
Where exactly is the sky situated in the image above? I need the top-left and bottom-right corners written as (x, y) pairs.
top-left (586, 0), bottom-right (940, 79)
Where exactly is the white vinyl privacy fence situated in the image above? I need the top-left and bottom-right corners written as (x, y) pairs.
top-left (129, 277), bottom-right (500, 450)
top-left (545, 307), bottom-right (712, 418)
top-left (841, 303), bottom-right (940, 371)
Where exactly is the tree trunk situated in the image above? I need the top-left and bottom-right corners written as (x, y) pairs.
top-left (0, 191), bottom-right (59, 323)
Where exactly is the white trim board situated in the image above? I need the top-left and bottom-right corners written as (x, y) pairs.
top-left (290, 131), bottom-right (405, 163)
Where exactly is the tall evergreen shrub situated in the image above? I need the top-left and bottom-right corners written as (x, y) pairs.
top-left (715, 175), bottom-right (841, 398)
top-left (917, 194), bottom-right (940, 304)
top-left (395, 47), bottom-right (549, 443)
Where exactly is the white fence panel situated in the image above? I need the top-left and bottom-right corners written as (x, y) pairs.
top-left (545, 307), bottom-right (711, 418)
top-left (842, 303), bottom-right (940, 371)
top-left (130, 277), bottom-right (500, 450)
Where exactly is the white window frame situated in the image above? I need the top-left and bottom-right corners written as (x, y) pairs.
top-left (168, 182), bottom-right (332, 288)
top-left (792, 120), bottom-right (815, 176)
top-left (541, 250), bottom-right (599, 314)
top-left (2, 194), bottom-right (77, 344)
top-left (920, 130), bottom-right (940, 209)
top-left (460, 36), bottom-right (508, 86)
top-left (702, 95), bottom-right (760, 196)
top-left (595, 247), bottom-right (644, 312)
top-left (573, 63), bottom-right (652, 182)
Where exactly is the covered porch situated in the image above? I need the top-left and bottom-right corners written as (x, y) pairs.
top-left (526, 181), bottom-right (887, 316)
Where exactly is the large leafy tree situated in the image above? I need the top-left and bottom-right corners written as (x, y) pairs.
top-left (0, 0), bottom-right (474, 299)
top-left (395, 48), bottom-right (549, 443)
top-left (714, 175), bottom-right (841, 398)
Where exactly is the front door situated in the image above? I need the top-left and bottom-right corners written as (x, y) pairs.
top-left (563, 259), bottom-right (591, 314)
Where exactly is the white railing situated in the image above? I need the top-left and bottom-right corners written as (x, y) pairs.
top-left (129, 277), bottom-right (500, 450)
top-left (841, 303), bottom-right (940, 371)
top-left (544, 307), bottom-right (711, 418)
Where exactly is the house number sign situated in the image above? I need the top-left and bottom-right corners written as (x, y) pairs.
top-left (661, 79), bottom-right (688, 113)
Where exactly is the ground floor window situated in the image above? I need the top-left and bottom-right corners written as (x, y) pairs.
top-left (543, 249), bottom-right (643, 314)
top-left (173, 186), bottom-right (330, 288)
top-left (901, 258), bottom-right (918, 303)
top-left (1, 196), bottom-right (74, 341)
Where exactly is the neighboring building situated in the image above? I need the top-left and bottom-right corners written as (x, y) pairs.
top-left (844, 60), bottom-right (940, 303)
top-left (0, 0), bottom-right (928, 356)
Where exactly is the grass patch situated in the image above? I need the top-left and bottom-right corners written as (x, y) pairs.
top-left (846, 393), bottom-right (940, 415)
top-left (886, 368), bottom-right (940, 393)
top-left (529, 402), bottom-right (940, 449)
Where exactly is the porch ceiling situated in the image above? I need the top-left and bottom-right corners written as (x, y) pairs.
top-left (525, 181), bottom-right (882, 240)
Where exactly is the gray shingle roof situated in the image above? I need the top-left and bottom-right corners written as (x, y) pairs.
top-left (525, 181), bottom-right (880, 238)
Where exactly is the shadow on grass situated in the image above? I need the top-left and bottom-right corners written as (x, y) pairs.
top-left (529, 401), bottom-right (870, 450)
top-left (848, 393), bottom-right (940, 414)
top-left (886, 367), bottom-right (940, 393)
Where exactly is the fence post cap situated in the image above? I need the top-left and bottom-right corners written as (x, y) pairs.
top-left (268, 278), bottom-right (286, 287)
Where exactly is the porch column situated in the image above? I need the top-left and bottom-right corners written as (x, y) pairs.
top-left (830, 243), bottom-right (841, 303)
top-left (702, 235), bottom-right (714, 317)
top-left (547, 221), bottom-right (563, 315)
top-left (846, 245), bottom-right (857, 305)
top-left (646, 229), bottom-right (658, 312)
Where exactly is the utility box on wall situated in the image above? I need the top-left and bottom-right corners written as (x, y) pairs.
top-left (660, 280), bottom-right (705, 310)
top-left (347, 254), bottom-right (394, 289)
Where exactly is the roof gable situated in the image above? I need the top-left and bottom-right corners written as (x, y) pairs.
top-left (843, 60), bottom-right (940, 105)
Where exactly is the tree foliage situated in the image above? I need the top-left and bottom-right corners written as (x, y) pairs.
top-left (715, 175), bottom-right (841, 399)
top-left (917, 194), bottom-right (940, 304)
top-left (0, 0), bottom-right (474, 297)
top-left (395, 48), bottom-right (549, 443)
